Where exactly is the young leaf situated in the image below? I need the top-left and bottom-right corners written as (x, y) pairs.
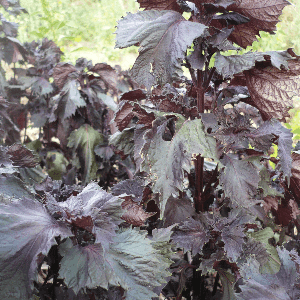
top-left (141, 117), bottom-right (218, 215)
top-left (53, 62), bottom-right (79, 89)
top-left (172, 217), bottom-right (210, 255)
top-left (219, 154), bottom-right (260, 208)
top-left (163, 195), bottom-right (195, 227)
top-left (0, 197), bottom-right (72, 300)
top-left (115, 10), bottom-right (208, 90)
top-left (214, 208), bottom-right (256, 262)
top-left (68, 124), bottom-right (104, 185)
top-left (121, 196), bottom-right (156, 226)
top-left (49, 182), bottom-right (124, 250)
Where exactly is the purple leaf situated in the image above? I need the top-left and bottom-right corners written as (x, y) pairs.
top-left (51, 182), bottom-right (124, 250)
top-left (115, 10), bottom-right (208, 90)
top-left (0, 197), bottom-right (72, 299)
top-left (141, 117), bottom-right (218, 215)
top-left (172, 218), bottom-right (210, 255)
top-left (59, 228), bottom-right (172, 299)
top-left (219, 153), bottom-right (260, 208)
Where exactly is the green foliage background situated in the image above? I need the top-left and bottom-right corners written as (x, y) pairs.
top-left (16, 0), bottom-right (139, 69)
top-left (7, 0), bottom-right (300, 143)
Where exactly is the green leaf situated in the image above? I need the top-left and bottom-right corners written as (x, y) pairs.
top-left (46, 151), bottom-right (68, 180)
top-left (0, 175), bottom-right (33, 200)
top-left (68, 124), bottom-right (104, 185)
top-left (115, 10), bottom-right (208, 90)
top-left (141, 117), bottom-right (218, 216)
top-left (218, 269), bottom-right (236, 300)
top-left (249, 227), bottom-right (281, 274)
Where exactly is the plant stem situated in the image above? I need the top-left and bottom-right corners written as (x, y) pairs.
top-left (212, 272), bottom-right (220, 296)
top-left (194, 69), bottom-right (205, 213)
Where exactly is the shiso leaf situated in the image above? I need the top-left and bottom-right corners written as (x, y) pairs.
top-left (115, 10), bottom-right (208, 90)
top-left (59, 228), bottom-right (173, 299)
top-left (0, 197), bottom-right (72, 300)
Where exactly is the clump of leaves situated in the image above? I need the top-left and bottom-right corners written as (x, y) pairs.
top-left (2, 0), bottom-right (300, 299)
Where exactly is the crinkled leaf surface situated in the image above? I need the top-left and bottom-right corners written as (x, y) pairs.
top-left (141, 117), bottom-right (218, 215)
top-left (213, 208), bottom-right (256, 262)
top-left (215, 50), bottom-right (292, 78)
top-left (59, 228), bottom-right (172, 299)
top-left (58, 239), bottom-right (114, 294)
top-left (240, 238), bottom-right (269, 268)
top-left (228, 0), bottom-right (291, 48)
top-left (51, 182), bottom-right (124, 250)
top-left (115, 10), bottom-right (208, 90)
top-left (113, 100), bottom-right (155, 131)
top-left (172, 217), bottom-right (210, 255)
top-left (68, 124), bottom-right (104, 184)
top-left (0, 197), bottom-right (72, 300)
top-left (111, 177), bottom-right (145, 203)
top-left (236, 247), bottom-right (300, 300)
top-left (121, 196), bottom-right (156, 226)
top-left (219, 154), bottom-right (260, 208)
top-left (245, 60), bottom-right (300, 122)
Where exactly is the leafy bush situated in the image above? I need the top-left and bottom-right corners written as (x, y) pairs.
top-left (2, 0), bottom-right (300, 300)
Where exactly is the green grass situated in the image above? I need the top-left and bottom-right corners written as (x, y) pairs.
top-left (15, 0), bottom-right (139, 69)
